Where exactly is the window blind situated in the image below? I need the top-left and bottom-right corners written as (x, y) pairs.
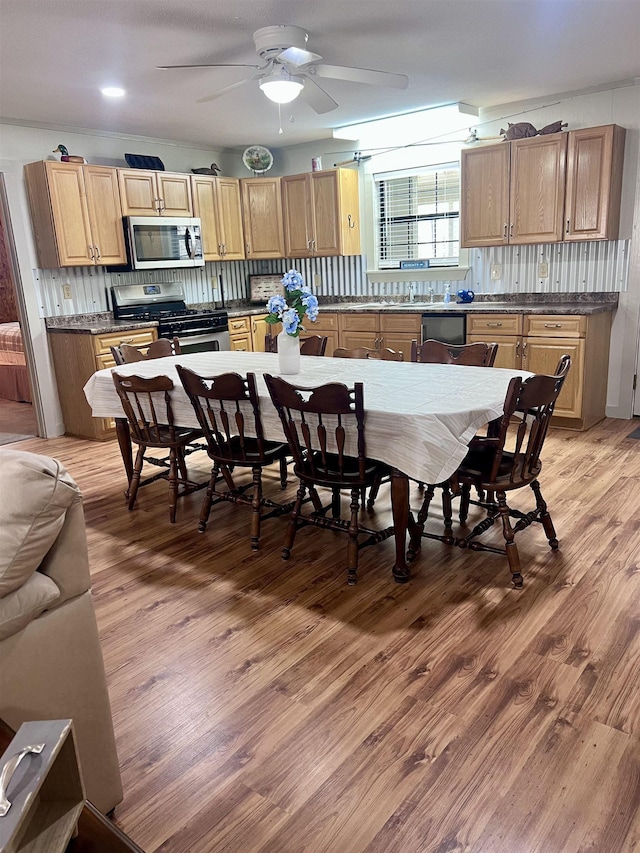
top-left (375, 163), bottom-right (460, 268)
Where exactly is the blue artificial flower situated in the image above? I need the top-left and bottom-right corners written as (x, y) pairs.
top-left (281, 269), bottom-right (304, 292)
top-left (282, 307), bottom-right (300, 335)
top-left (301, 292), bottom-right (319, 321)
top-left (266, 294), bottom-right (287, 315)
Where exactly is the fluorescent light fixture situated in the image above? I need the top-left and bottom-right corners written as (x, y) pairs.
top-left (101, 87), bottom-right (126, 98)
top-left (259, 67), bottom-right (304, 104)
top-left (333, 102), bottom-right (478, 144)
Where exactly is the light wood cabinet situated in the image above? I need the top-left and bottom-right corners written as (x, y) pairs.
top-left (24, 161), bottom-right (127, 267)
top-left (48, 326), bottom-right (157, 439)
top-left (191, 175), bottom-right (244, 260)
top-left (240, 177), bottom-right (285, 259)
top-left (460, 125), bottom-right (625, 248)
top-left (564, 125), bottom-right (626, 241)
top-left (118, 169), bottom-right (193, 216)
top-left (228, 314), bottom-right (281, 352)
top-left (282, 169), bottom-right (361, 257)
top-left (308, 312), bottom-right (339, 356)
top-left (467, 311), bottom-right (612, 429)
top-left (338, 312), bottom-right (421, 358)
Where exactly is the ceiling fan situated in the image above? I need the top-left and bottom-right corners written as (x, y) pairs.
top-left (157, 25), bottom-right (409, 114)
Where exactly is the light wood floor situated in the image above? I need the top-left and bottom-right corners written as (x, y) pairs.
top-left (8, 417), bottom-right (640, 852)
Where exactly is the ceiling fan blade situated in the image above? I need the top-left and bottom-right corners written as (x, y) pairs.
top-left (299, 77), bottom-right (339, 114)
top-left (311, 63), bottom-right (409, 89)
top-left (276, 46), bottom-right (322, 67)
top-left (196, 77), bottom-right (253, 104)
top-left (157, 63), bottom-right (264, 70)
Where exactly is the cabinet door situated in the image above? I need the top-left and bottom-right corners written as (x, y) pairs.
top-left (216, 178), bottom-right (245, 259)
top-left (509, 134), bottom-right (566, 244)
top-left (564, 125), bottom-right (626, 242)
top-left (44, 162), bottom-right (94, 265)
top-left (311, 171), bottom-right (341, 256)
top-left (191, 176), bottom-right (222, 260)
top-left (523, 337), bottom-right (584, 419)
top-left (157, 173), bottom-right (193, 216)
top-left (467, 334), bottom-right (522, 369)
top-left (380, 332), bottom-right (416, 361)
top-left (340, 329), bottom-right (380, 350)
top-left (229, 333), bottom-right (252, 352)
top-left (460, 145), bottom-right (510, 247)
top-left (241, 178), bottom-right (285, 258)
top-left (251, 315), bottom-right (270, 352)
top-left (335, 168), bottom-right (361, 256)
top-left (83, 166), bottom-right (127, 265)
top-left (282, 174), bottom-right (313, 257)
top-left (118, 169), bottom-right (159, 215)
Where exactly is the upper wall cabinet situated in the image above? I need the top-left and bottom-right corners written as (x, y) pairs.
top-left (118, 169), bottom-right (193, 216)
top-left (240, 177), bottom-right (285, 259)
top-left (282, 168), bottom-right (361, 257)
top-left (460, 124), bottom-right (625, 248)
top-left (24, 161), bottom-right (127, 267)
top-left (191, 175), bottom-right (245, 261)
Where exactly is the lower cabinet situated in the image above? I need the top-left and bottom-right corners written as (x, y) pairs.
top-left (228, 314), bottom-right (281, 352)
top-left (306, 312), bottom-right (339, 356)
top-left (467, 312), bottom-right (612, 430)
top-left (48, 327), bottom-right (157, 439)
top-left (338, 312), bottom-right (421, 359)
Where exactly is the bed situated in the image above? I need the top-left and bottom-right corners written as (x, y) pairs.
top-left (0, 322), bottom-right (31, 402)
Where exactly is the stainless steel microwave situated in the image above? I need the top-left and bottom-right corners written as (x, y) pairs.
top-left (123, 216), bottom-right (204, 269)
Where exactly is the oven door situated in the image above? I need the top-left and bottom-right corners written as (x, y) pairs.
top-left (170, 330), bottom-right (231, 354)
top-left (126, 217), bottom-right (204, 269)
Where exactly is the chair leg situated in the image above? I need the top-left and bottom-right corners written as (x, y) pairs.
top-left (459, 484), bottom-right (471, 523)
top-left (168, 449), bottom-right (179, 524)
top-left (441, 483), bottom-right (454, 544)
top-left (496, 491), bottom-right (522, 588)
top-left (279, 456), bottom-right (288, 489)
top-left (127, 448), bottom-right (145, 510)
top-left (530, 480), bottom-right (558, 550)
top-left (198, 468), bottom-right (217, 533)
top-left (176, 447), bottom-right (189, 484)
top-left (250, 465), bottom-right (263, 550)
top-left (331, 487), bottom-right (341, 518)
top-left (407, 484), bottom-right (435, 560)
top-left (367, 474), bottom-right (382, 510)
top-left (346, 488), bottom-right (360, 586)
top-left (282, 482), bottom-right (306, 559)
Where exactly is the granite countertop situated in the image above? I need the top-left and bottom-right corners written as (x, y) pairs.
top-left (46, 293), bottom-right (617, 333)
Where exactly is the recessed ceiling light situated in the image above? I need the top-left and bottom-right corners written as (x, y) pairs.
top-left (101, 87), bottom-right (125, 98)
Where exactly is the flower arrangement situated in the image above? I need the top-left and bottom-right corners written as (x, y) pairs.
top-left (265, 269), bottom-right (319, 338)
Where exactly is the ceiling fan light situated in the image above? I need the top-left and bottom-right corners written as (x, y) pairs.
top-left (259, 73), bottom-right (304, 104)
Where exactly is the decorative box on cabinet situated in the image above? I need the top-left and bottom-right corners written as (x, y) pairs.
top-left (48, 327), bottom-right (157, 439)
top-left (24, 161), bottom-right (127, 267)
top-left (240, 177), bottom-right (285, 259)
top-left (460, 124), bottom-right (625, 248)
top-left (191, 175), bottom-right (245, 260)
top-left (282, 168), bottom-right (361, 257)
top-left (118, 169), bottom-right (193, 216)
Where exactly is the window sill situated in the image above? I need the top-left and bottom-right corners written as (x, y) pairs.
top-left (366, 267), bottom-right (471, 283)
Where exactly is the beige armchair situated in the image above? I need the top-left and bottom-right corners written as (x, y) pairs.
top-left (0, 449), bottom-right (123, 814)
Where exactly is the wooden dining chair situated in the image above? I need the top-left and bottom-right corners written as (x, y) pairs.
top-left (409, 355), bottom-right (572, 588)
top-left (333, 346), bottom-right (404, 362)
top-left (113, 336), bottom-right (181, 365)
top-left (112, 372), bottom-right (204, 522)
top-left (176, 366), bottom-right (291, 550)
top-left (264, 333), bottom-right (328, 356)
top-left (264, 373), bottom-right (394, 585)
top-left (410, 339), bottom-right (498, 366)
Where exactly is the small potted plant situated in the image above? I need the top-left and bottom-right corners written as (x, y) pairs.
top-left (265, 269), bottom-right (319, 373)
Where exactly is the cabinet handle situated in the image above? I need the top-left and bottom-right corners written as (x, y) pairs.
top-left (232, 322), bottom-right (244, 330)
top-left (348, 214), bottom-right (356, 229)
top-left (566, 219), bottom-right (570, 234)
top-left (222, 243), bottom-right (226, 255)
top-left (94, 245), bottom-right (101, 260)
top-left (119, 337), bottom-right (134, 344)
top-left (543, 323), bottom-right (563, 328)
top-left (486, 322), bottom-right (503, 327)
top-left (503, 224), bottom-right (507, 239)
top-left (307, 239), bottom-right (312, 251)
top-left (509, 224), bottom-right (513, 238)
top-left (522, 341), bottom-right (527, 358)
top-left (154, 198), bottom-right (160, 212)
top-left (88, 245), bottom-right (95, 260)
top-left (515, 340), bottom-right (520, 355)
top-left (246, 243), bottom-right (251, 254)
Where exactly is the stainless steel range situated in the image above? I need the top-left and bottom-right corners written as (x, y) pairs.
top-left (111, 282), bottom-right (230, 353)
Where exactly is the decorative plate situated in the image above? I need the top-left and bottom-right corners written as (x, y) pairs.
top-left (242, 145), bottom-right (274, 174)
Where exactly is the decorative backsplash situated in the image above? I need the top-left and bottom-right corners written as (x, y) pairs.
top-left (33, 238), bottom-right (629, 317)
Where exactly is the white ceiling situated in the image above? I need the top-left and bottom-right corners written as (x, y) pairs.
top-left (1, 0), bottom-right (639, 151)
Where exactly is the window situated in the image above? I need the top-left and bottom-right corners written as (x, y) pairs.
top-left (375, 163), bottom-right (460, 269)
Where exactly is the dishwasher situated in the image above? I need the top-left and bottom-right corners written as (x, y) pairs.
top-left (421, 312), bottom-right (466, 345)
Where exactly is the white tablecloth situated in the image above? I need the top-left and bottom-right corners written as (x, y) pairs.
top-left (83, 352), bottom-right (531, 485)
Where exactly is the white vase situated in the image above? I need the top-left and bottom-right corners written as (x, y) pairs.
top-left (277, 330), bottom-right (301, 375)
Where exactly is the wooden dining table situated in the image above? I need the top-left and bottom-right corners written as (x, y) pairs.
top-left (84, 351), bottom-right (531, 581)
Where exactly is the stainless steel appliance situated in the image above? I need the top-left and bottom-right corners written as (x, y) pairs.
top-left (421, 312), bottom-right (466, 346)
top-left (122, 216), bottom-right (204, 269)
top-left (111, 282), bottom-right (230, 353)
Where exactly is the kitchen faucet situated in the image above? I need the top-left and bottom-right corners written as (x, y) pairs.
top-left (428, 286), bottom-right (435, 304)
top-left (408, 282), bottom-right (417, 303)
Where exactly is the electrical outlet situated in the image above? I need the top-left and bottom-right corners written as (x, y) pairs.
top-left (490, 264), bottom-right (502, 280)
top-left (62, 283), bottom-right (72, 299)
top-left (210, 275), bottom-right (219, 295)
top-left (538, 262), bottom-right (549, 279)
top-left (313, 273), bottom-right (321, 288)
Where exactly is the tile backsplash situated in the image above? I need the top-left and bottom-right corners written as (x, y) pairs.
top-left (34, 239), bottom-right (629, 317)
